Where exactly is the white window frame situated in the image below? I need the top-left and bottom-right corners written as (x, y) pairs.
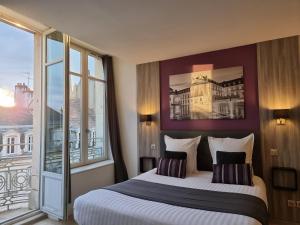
top-left (69, 43), bottom-right (108, 168)
top-left (7, 136), bottom-right (15, 154)
top-left (28, 135), bottom-right (33, 152)
top-left (4, 131), bottom-right (21, 155)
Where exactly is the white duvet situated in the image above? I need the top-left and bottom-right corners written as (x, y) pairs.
top-left (74, 169), bottom-right (267, 225)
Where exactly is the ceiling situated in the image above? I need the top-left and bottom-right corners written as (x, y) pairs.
top-left (0, 0), bottom-right (299, 64)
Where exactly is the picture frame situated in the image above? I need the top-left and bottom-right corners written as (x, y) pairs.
top-left (169, 66), bottom-right (245, 120)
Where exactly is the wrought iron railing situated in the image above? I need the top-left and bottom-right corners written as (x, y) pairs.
top-left (0, 138), bottom-right (105, 212)
top-left (0, 155), bottom-right (32, 212)
top-left (69, 137), bottom-right (105, 163)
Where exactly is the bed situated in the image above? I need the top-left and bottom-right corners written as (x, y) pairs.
top-left (74, 131), bottom-right (268, 225)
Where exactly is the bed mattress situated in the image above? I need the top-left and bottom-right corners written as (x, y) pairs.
top-left (74, 169), bottom-right (267, 225)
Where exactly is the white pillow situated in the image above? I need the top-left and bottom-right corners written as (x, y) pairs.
top-left (208, 133), bottom-right (254, 164)
top-left (164, 135), bottom-right (201, 174)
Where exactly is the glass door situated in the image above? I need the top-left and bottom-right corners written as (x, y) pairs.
top-left (40, 30), bottom-right (70, 219)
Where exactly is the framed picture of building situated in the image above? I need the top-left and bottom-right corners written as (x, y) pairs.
top-left (169, 66), bottom-right (244, 120)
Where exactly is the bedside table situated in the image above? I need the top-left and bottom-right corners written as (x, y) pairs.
top-left (140, 157), bottom-right (156, 173)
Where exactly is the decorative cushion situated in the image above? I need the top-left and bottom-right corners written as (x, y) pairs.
top-left (216, 151), bottom-right (246, 164)
top-left (164, 151), bottom-right (187, 160)
top-left (156, 158), bottom-right (187, 178)
top-left (164, 135), bottom-right (201, 174)
top-left (212, 164), bottom-right (253, 186)
top-left (208, 134), bottom-right (254, 165)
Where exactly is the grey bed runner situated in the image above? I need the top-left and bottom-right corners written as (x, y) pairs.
top-left (103, 179), bottom-right (268, 225)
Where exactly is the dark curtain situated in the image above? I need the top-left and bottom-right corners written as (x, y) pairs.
top-left (103, 55), bottom-right (129, 183)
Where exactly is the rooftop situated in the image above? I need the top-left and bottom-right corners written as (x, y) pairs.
top-left (0, 106), bottom-right (32, 126)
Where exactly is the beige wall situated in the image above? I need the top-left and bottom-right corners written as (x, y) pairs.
top-left (70, 163), bottom-right (114, 206)
top-left (113, 57), bottom-right (138, 178)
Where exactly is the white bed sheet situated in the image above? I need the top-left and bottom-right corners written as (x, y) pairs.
top-left (74, 169), bottom-right (267, 225)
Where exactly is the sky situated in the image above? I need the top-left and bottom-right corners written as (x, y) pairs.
top-left (0, 21), bottom-right (34, 92)
top-left (0, 22), bottom-right (101, 110)
top-left (0, 23), bottom-right (68, 111)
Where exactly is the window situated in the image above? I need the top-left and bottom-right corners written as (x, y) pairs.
top-left (28, 135), bottom-right (33, 152)
top-left (41, 33), bottom-right (107, 219)
top-left (44, 31), bottom-right (64, 174)
top-left (0, 18), bottom-right (39, 222)
top-left (7, 137), bottom-right (15, 154)
top-left (69, 44), bottom-right (107, 167)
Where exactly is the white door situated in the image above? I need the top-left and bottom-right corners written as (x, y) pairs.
top-left (40, 29), bottom-right (70, 220)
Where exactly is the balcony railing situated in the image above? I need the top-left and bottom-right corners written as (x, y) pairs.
top-left (69, 137), bottom-right (106, 164)
top-left (0, 138), bottom-right (104, 214)
top-left (0, 155), bottom-right (32, 212)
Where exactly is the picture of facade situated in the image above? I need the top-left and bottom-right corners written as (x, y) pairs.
top-left (169, 66), bottom-right (244, 120)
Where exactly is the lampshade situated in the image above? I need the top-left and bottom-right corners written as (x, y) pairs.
top-left (273, 109), bottom-right (290, 119)
top-left (140, 114), bottom-right (153, 122)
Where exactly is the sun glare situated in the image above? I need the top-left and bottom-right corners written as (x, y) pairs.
top-left (0, 88), bottom-right (15, 107)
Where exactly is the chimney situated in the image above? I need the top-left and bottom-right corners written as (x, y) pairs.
top-left (14, 83), bottom-right (32, 108)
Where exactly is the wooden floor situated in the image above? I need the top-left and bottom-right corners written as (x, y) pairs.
top-left (270, 220), bottom-right (300, 225)
top-left (31, 218), bottom-right (77, 225)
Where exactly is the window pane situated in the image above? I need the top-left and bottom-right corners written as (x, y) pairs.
top-left (0, 21), bottom-right (37, 218)
top-left (69, 75), bottom-right (82, 164)
top-left (45, 62), bottom-right (64, 174)
top-left (70, 48), bottom-right (81, 74)
top-left (46, 31), bottom-right (63, 63)
top-left (88, 55), bottom-right (104, 79)
top-left (88, 80), bottom-right (105, 160)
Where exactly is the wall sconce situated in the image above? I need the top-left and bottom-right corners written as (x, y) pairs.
top-left (140, 114), bottom-right (153, 126)
top-left (273, 109), bottom-right (290, 125)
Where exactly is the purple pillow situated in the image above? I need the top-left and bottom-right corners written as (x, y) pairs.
top-left (212, 164), bottom-right (253, 186)
top-left (156, 158), bottom-right (186, 178)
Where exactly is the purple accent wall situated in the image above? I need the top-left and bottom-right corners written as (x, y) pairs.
top-left (160, 44), bottom-right (260, 131)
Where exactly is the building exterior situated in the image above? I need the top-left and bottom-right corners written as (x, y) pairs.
top-left (0, 80), bottom-right (104, 166)
top-left (0, 83), bottom-right (33, 213)
top-left (170, 88), bottom-right (190, 120)
top-left (0, 83), bottom-right (33, 158)
top-left (213, 77), bottom-right (244, 119)
top-left (14, 83), bottom-right (34, 111)
top-left (170, 73), bottom-right (244, 120)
